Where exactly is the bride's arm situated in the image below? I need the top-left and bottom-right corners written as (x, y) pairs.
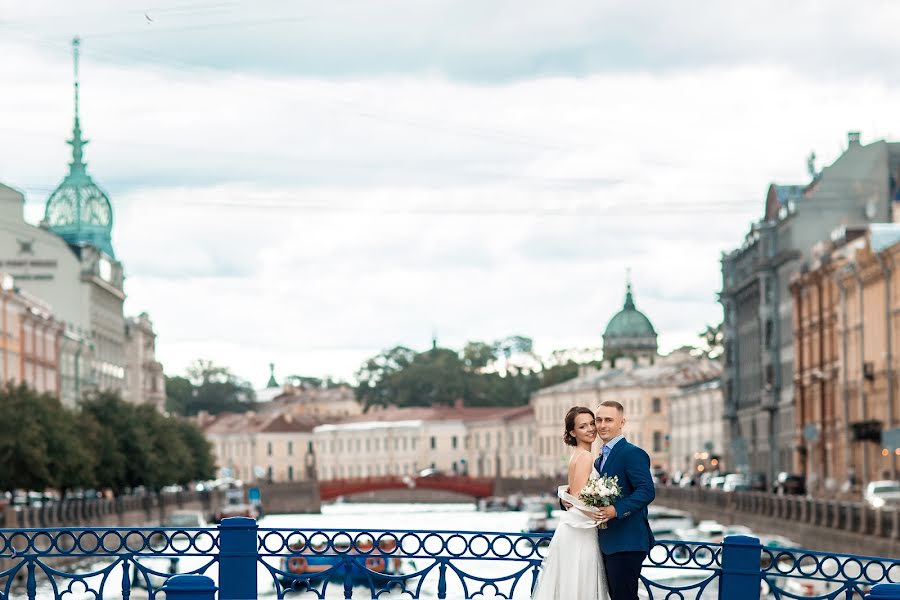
top-left (567, 452), bottom-right (593, 497)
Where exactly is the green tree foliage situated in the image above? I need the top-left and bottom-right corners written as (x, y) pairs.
top-left (165, 360), bottom-right (256, 416)
top-left (0, 384), bottom-right (52, 491)
top-left (164, 375), bottom-right (193, 415)
top-left (699, 322), bottom-right (724, 359)
top-left (33, 392), bottom-right (97, 494)
top-left (356, 337), bottom-right (596, 409)
top-left (0, 387), bottom-right (214, 495)
top-left (355, 346), bottom-right (416, 410)
top-left (176, 420), bottom-right (217, 482)
top-left (537, 360), bottom-right (582, 389)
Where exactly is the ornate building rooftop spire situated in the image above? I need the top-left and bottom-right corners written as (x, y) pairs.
top-left (624, 267), bottom-right (635, 310)
top-left (44, 37), bottom-right (116, 259)
top-left (69, 37), bottom-right (88, 178)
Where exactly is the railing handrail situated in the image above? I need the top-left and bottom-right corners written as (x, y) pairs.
top-left (3, 521), bottom-right (900, 599)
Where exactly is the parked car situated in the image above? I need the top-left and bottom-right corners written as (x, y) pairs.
top-left (164, 510), bottom-right (208, 528)
top-left (773, 472), bottom-right (806, 495)
top-left (722, 474), bottom-right (750, 492)
top-left (708, 476), bottom-right (727, 490)
top-left (864, 480), bottom-right (900, 509)
top-left (749, 473), bottom-right (768, 492)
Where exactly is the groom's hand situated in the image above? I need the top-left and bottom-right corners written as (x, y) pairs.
top-left (595, 506), bottom-right (617, 523)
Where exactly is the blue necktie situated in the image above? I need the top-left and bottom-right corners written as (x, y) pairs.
top-left (600, 444), bottom-right (611, 471)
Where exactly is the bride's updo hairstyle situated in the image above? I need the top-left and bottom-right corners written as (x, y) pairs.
top-left (563, 406), bottom-right (595, 446)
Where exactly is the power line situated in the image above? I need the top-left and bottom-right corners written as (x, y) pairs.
top-left (0, 30), bottom-right (591, 153)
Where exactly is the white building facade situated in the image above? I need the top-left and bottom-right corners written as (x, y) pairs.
top-left (668, 377), bottom-right (725, 479)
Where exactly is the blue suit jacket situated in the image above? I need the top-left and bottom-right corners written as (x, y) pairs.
top-left (595, 438), bottom-right (655, 555)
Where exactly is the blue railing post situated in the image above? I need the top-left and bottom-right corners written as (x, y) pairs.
top-left (162, 574), bottom-right (218, 599)
top-left (218, 516), bottom-right (258, 599)
top-left (718, 535), bottom-right (761, 600)
top-left (869, 583), bottom-right (900, 599)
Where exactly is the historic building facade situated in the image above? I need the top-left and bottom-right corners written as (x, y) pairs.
top-left (531, 368), bottom-right (609, 476)
top-left (0, 274), bottom-right (65, 396)
top-left (532, 349), bottom-right (719, 477)
top-left (791, 224), bottom-right (900, 494)
top-left (200, 411), bottom-right (321, 483)
top-left (311, 403), bottom-right (538, 482)
top-left (0, 40), bottom-right (165, 407)
top-left (668, 376), bottom-right (725, 479)
top-left (265, 383), bottom-right (363, 419)
top-left (721, 133), bottom-right (900, 486)
top-left (124, 313), bottom-right (166, 412)
top-left (593, 351), bottom-right (721, 474)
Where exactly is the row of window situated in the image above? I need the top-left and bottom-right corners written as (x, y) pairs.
top-left (318, 454), bottom-right (537, 480)
top-left (314, 431), bottom-right (532, 455)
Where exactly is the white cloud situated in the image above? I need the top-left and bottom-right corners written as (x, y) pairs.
top-left (3, 8), bottom-right (900, 385)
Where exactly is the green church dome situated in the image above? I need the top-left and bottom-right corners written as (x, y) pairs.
top-left (604, 283), bottom-right (657, 339)
top-left (44, 38), bottom-right (115, 259)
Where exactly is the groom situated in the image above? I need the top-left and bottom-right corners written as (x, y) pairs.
top-left (593, 400), bottom-right (655, 600)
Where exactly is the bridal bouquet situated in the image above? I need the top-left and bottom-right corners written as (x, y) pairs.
top-left (578, 475), bottom-right (622, 529)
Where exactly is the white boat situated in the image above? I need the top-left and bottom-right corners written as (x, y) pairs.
top-left (647, 506), bottom-right (694, 538)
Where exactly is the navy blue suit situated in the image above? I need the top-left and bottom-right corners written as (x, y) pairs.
top-left (596, 438), bottom-right (655, 600)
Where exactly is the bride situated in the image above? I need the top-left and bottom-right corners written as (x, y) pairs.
top-left (531, 406), bottom-right (609, 600)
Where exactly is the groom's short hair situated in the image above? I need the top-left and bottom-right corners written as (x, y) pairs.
top-left (599, 400), bottom-right (625, 415)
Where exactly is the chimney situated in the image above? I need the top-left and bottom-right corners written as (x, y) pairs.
top-left (848, 131), bottom-right (861, 147)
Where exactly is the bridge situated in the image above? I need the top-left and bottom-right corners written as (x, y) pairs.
top-left (4, 517), bottom-right (900, 599)
top-left (317, 474), bottom-right (496, 501)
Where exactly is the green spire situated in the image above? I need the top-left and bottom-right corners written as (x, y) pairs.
top-left (69, 37), bottom-right (88, 179)
top-left (43, 36), bottom-right (116, 259)
top-left (266, 363), bottom-right (278, 388)
top-left (623, 268), bottom-right (635, 310)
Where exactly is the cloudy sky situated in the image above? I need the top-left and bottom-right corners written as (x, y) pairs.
top-left (2, 1), bottom-right (899, 386)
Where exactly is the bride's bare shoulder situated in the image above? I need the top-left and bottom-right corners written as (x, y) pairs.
top-left (569, 449), bottom-right (593, 467)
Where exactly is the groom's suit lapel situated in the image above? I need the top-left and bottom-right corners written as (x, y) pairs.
top-left (601, 438), bottom-right (628, 475)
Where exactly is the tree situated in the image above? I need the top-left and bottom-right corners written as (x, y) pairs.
top-left (539, 360), bottom-right (582, 388)
top-left (391, 347), bottom-right (469, 407)
top-left (165, 375), bottom-right (193, 415)
top-left (699, 323), bottom-right (724, 359)
top-left (34, 393), bottom-right (96, 495)
top-left (176, 421), bottom-right (216, 482)
top-left (355, 346), bottom-right (416, 410)
top-left (137, 405), bottom-right (193, 490)
top-left (0, 384), bottom-right (51, 492)
top-left (461, 341), bottom-right (497, 371)
top-left (81, 392), bottom-right (155, 493)
top-left (355, 338), bottom-right (543, 409)
top-left (165, 360), bottom-right (256, 416)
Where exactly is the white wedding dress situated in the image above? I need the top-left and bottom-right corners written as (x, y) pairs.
top-left (531, 468), bottom-right (609, 600)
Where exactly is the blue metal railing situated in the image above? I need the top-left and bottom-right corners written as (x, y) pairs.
top-left (1, 517), bottom-right (899, 599)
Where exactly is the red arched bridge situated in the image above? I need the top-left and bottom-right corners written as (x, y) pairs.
top-left (318, 475), bottom-right (495, 501)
